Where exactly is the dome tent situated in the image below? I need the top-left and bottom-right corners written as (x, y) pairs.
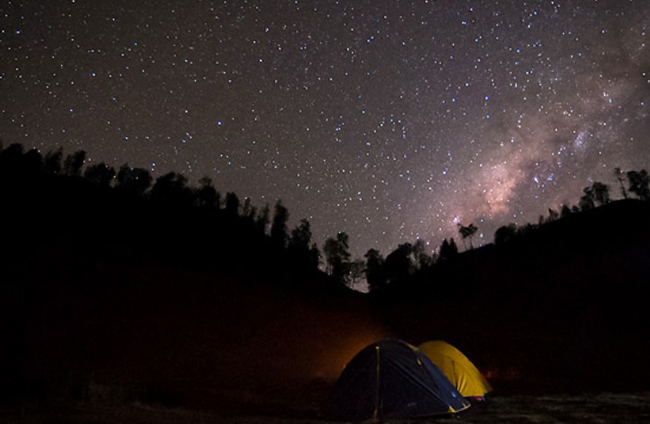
top-left (418, 340), bottom-right (492, 399)
top-left (327, 340), bottom-right (470, 420)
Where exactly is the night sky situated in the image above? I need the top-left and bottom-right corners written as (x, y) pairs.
top-left (2, 0), bottom-right (649, 258)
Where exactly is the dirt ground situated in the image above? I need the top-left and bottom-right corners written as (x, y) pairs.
top-left (4, 392), bottom-right (650, 424)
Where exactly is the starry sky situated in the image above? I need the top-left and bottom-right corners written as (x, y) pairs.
top-left (2, 0), bottom-right (650, 258)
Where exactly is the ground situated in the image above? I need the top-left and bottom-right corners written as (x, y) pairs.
top-left (4, 392), bottom-right (650, 424)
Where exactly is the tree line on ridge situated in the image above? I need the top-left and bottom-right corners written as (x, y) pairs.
top-left (0, 142), bottom-right (649, 293)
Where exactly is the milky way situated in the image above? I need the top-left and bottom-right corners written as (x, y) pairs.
top-left (2, 0), bottom-right (650, 258)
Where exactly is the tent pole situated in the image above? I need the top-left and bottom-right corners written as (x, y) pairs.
top-left (373, 345), bottom-right (380, 421)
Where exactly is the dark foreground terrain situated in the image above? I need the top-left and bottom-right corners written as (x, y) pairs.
top-left (4, 392), bottom-right (650, 424)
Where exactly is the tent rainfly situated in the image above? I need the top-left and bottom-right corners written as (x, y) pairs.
top-left (418, 340), bottom-right (492, 399)
top-left (327, 340), bottom-right (470, 420)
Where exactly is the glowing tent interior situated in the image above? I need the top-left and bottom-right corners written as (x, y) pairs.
top-left (418, 340), bottom-right (492, 399)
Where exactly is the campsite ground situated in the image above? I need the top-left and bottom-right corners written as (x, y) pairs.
top-left (4, 392), bottom-right (650, 424)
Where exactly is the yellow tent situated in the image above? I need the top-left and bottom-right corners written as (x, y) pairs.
top-left (418, 340), bottom-right (492, 398)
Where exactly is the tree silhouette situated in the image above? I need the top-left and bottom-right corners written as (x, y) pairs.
top-left (225, 192), bottom-right (240, 216)
top-left (0, 143), bottom-right (23, 158)
top-left (323, 232), bottom-right (351, 285)
top-left (457, 223), bottom-right (478, 249)
top-left (614, 167), bottom-right (628, 199)
top-left (494, 223), bottom-right (517, 245)
top-left (517, 223), bottom-right (537, 239)
top-left (150, 172), bottom-right (193, 207)
top-left (547, 208), bottom-right (559, 222)
top-left (364, 248), bottom-right (386, 293)
top-left (578, 182), bottom-right (611, 209)
top-left (0, 145), bottom-right (43, 178)
top-left (449, 238), bottom-right (459, 255)
top-left (579, 186), bottom-right (596, 211)
top-left (383, 243), bottom-right (413, 284)
top-left (348, 259), bottom-right (366, 288)
top-left (83, 163), bottom-right (115, 187)
top-left (255, 203), bottom-right (270, 235)
top-left (63, 150), bottom-right (86, 176)
top-left (323, 237), bottom-right (337, 277)
top-left (308, 242), bottom-right (321, 269)
top-left (43, 147), bottom-right (63, 175)
top-left (116, 164), bottom-right (152, 196)
top-left (592, 182), bottom-right (610, 205)
top-left (438, 238), bottom-right (458, 261)
top-left (242, 197), bottom-right (256, 219)
top-left (0, 143), bottom-right (28, 177)
top-left (627, 170), bottom-right (650, 201)
top-left (270, 200), bottom-right (289, 249)
top-left (289, 219), bottom-right (312, 251)
top-left (23, 149), bottom-right (44, 176)
top-left (289, 219), bottom-right (320, 268)
top-left (560, 204), bottom-right (572, 218)
top-left (194, 176), bottom-right (219, 210)
top-left (412, 239), bottom-right (433, 269)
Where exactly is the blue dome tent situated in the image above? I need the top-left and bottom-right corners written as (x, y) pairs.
top-left (327, 340), bottom-right (470, 420)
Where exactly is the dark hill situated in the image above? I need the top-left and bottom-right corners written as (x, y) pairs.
top-left (0, 164), bottom-right (385, 415)
top-left (375, 199), bottom-right (650, 392)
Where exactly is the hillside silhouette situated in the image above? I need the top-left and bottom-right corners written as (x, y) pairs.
top-left (374, 199), bottom-right (650, 392)
top-left (2, 142), bottom-right (650, 418)
top-left (0, 143), bottom-right (384, 415)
